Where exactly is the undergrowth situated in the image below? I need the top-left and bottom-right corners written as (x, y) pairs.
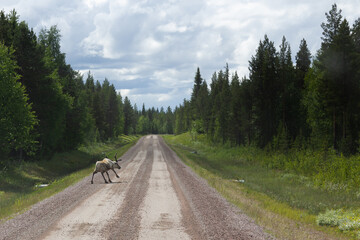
top-left (317, 209), bottom-right (360, 236)
top-left (164, 133), bottom-right (360, 239)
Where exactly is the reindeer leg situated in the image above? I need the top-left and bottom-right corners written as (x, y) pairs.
top-left (101, 172), bottom-right (108, 183)
top-left (112, 168), bottom-right (120, 178)
top-left (91, 171), bottom-right (97, 184)
top-left (106, 171), bottom-right (112, 183)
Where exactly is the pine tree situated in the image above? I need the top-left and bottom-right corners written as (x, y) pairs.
top-left (321, 4), bottom-right (342, 49)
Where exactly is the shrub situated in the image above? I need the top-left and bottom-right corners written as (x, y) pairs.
top-left (317, 209), bottom-right (360, 234)
top-left (316, 209), bottom-right (342, 226)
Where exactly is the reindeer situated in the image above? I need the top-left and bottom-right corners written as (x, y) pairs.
top-left (91, 153), bottom-right (122, 184)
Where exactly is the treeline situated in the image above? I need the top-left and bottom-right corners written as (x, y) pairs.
top-left (175, 4), bottom-right (360, 155)
top-left (136, 105), bottom-right (174, 135)
top-left (0, 10), bottom-right (174, 164)
top-left (3, 4), bottom-right (360, 163)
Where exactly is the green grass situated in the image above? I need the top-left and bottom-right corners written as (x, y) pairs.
top-left (0, 135), bottom-right (139, 222)
top-left (164, 133), bottom-right (356, 239)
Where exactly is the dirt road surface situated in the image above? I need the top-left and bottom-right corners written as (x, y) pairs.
top-left (0, 135), bottom-right (272, 240)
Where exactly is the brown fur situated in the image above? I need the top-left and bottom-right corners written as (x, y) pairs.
top-left (91, 154), bottom-right (121, 184)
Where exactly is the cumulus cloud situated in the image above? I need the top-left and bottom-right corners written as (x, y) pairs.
top-left (158, 22), bottom-right (188, 33)
top-left (2, 0), bottom-right (360, 109)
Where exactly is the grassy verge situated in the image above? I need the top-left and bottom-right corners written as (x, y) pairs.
top-left (163, 133), bottom-right (355, 239)
top-left (0, 135), bottom-right (139, 222)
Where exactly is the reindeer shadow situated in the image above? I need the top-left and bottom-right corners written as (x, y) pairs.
top-left (95, 180), bottom-right (128, 184)
top-left (108, 181), bottom-right (123, 184)
top-left (111, 180), bottom-right (129, 184)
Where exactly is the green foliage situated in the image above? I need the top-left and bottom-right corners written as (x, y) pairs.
top-left (175, 99), bottom-right (190, 134)
top-left (302, 66), bottom-right (331, 148)
top-left (133, 105), bottom-right (174, 135)
top-left (0, 43), bottom-right (37, 159)
top-left (317, 209), bottom-right (360, 236)
top-left (317, 209), bottom-right (343, 227)
top-left (82, 73), bottom-right (125, 141)
top-left (165, 133), bottom-right (360, 228)
top-left (249, 35), bottom-right (279, 147)
top-left (312, 5), bottom-right (360, 153)
top-left (272, 123), bottom-right (289, 152)
top-left (123, 96), bottom-right (134, 135)
top-left (0, 10), bottom-right (137, 164)
top-left (190, 67), bottom-right (203, 107)
top-left (321, 4), bottom-right (343, 48)
top-left (165, 134), bottom-right (347, 240)
top-left (172, 4), bottom-right (360, 159)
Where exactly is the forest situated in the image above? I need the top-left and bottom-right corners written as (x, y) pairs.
top-left (1, 4), bottom-right (360, 166)
top-left (0, 9), bottom-right (173, 166)
top-left (175, 4), bottom-right (360, 156)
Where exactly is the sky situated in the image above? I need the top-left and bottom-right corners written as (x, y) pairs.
top-left (2, 0), bottom-right (360, 110)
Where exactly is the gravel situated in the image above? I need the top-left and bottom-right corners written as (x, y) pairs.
top-left (0, 135), bottom-right (273, 240)
top-left (158, 137), bottom-right (273, 240)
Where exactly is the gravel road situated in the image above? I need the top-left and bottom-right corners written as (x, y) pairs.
top-left (0, 135), bottom-right (273, 240)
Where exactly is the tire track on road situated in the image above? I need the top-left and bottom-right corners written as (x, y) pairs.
top-left (41, 143), bottom-right (149, 240)
top-left (137, 136), bottom-right (190, 240)
top-left (104, 136), bottom-right (154, 240)
top-left (0, 135), bottom-right (273, 240)
top-left (158, 136), bottom-right (273, 240)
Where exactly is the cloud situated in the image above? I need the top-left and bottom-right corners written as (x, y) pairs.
top-left (138, 37), bottom-right (164, 56)
top-left (2, 0), bottom-right (360, 109)
top-left (152, 69), bottom-right (191, 88)
top-left (79, 67), bottom-right (142, 82)
top-left (158, 22), bottom-right (188, 33)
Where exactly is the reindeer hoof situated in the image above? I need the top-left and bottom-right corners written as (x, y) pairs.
top-left (91, 181), bottom-right (93, 184)
top-left (105, 181), bottom-right (108, 184)
top-left (109, 180), bottom-right (112, 183)
top-left (116, 175), bottom-right (120, 178)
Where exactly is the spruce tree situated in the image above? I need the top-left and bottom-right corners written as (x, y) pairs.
top-left (0, 43), bottom-right (37, 159)
top-left (295, 39), bottom-right (311, 88)
top-left (295, 39), bottom-right (312, 139)
top-left (229, 72), bottom-right (242, 145)
top-left (191, 67), bottom-right (203, 103)
top-left (123, 97), bottom-right (134, 135)
top-left (249, 35), bottom-right (279, 147)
